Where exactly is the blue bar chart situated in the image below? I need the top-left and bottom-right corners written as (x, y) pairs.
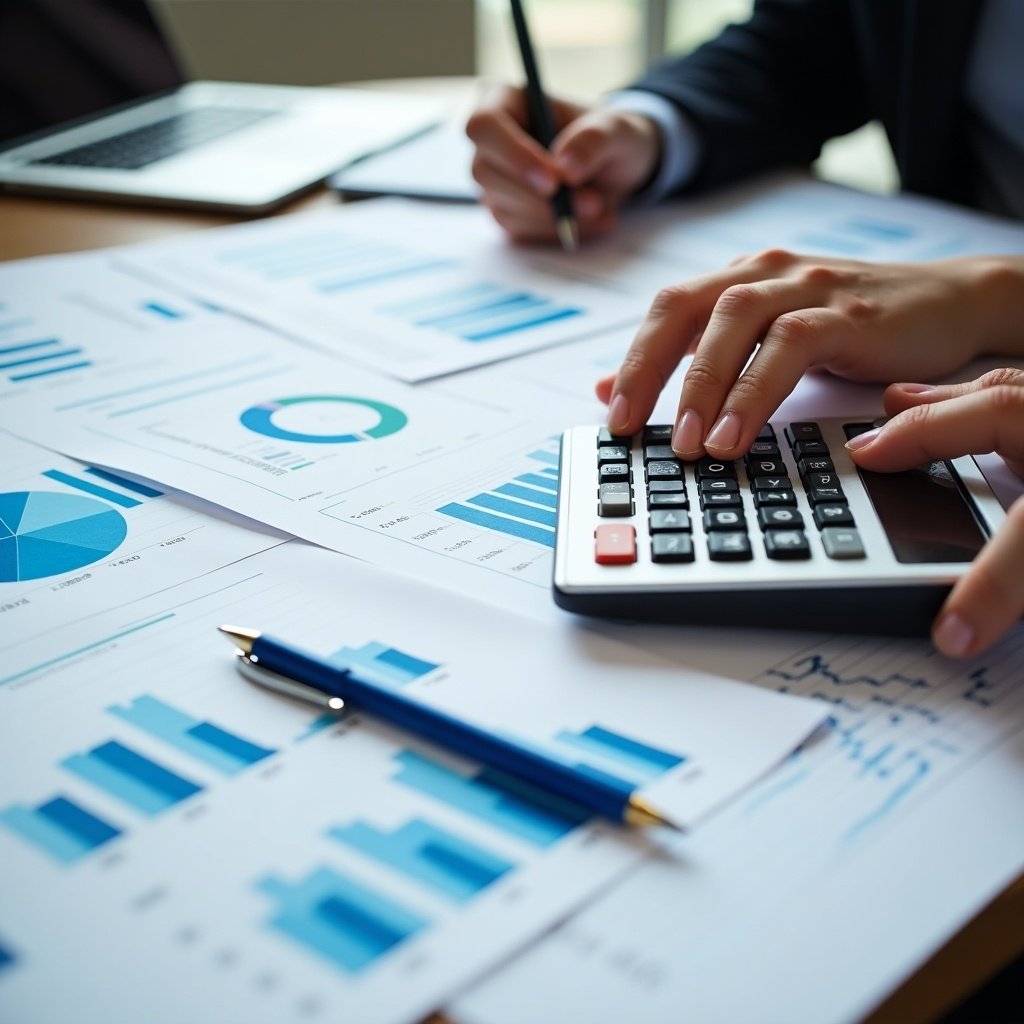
top-left (258, 866), bottom-right (429, 974)
top-left (61, 740), bottom-right (203, 816)
top-left (437, 444), bottom-right (560, 549)
top-left (108, 695), bottom-right (275, 775)
top-left (390, 750), bottom-right (587, 848)
top-left (0, 796), bottom-right (121, 864)
top-left (328, 642), bottom-right (440, 687)
top-left (551, 725), bottom-right (685, 786)
top-left (328, 818), bottom-right (513, 903)
top-left (0, 941), bottom-right (15, 972)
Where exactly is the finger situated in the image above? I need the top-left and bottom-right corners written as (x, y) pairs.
top-left (883, 367), bottom-right (1024, 416)
top-left (680, 276), bottom-right (847, 457)
top-left (484, 190), bottom-right (615, 245)
top-left (846, 386), bottom-right (1024, 473)
top-left (932, 495), bottom-right (1024, 657)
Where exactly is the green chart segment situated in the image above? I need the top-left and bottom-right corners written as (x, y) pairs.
top-left (240, 395), bottom-right (408, 444)
top-left (0, 491), bottom-right (127, 583)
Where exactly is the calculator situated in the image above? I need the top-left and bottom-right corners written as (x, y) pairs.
top-left (553, 418), bottom-right (1008, 634)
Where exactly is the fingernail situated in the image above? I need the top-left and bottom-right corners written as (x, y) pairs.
top-left (672, 409), bottom-right (703, 455)
top-left (557, 154), bottom-right (581, 180)
top-left (704, 412), bottom-right (741, 453)
top-left (526, 169), bottom-right (554, 195)
top-left (845, 427), bottom-right (882, 452)
top-left (607, 393), bottom-right (630, 432)
top-left (933, 611), bottom-right (975, 658)
top-left (895, 382), bottom-right (936, 395)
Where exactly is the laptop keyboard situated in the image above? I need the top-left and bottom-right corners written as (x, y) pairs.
top-left (31, 107), bottom-right (278, 171)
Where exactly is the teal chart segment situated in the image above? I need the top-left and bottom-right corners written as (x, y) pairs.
top-left (0, 491), bottom-right (128, 582)
top-left (240, 395), bottom-right (408, 444)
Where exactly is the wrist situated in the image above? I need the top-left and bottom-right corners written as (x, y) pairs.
top-left (958, 256), bottom-right (1024, 358)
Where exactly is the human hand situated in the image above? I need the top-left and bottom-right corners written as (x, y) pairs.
top-left (846, 369), bottom-right (1024, 658)
top-left (596, 252), bottom-right (1024, 458)
top-left (466, 84), bottom-right (661, 244)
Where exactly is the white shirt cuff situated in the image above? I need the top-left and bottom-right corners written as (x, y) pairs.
top-left (604, 89), bottom-right (702, 203)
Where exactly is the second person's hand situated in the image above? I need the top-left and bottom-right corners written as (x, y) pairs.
top-left (466, 85), bottom-right (661, 244)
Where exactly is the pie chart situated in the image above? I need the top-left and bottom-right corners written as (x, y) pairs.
top-left (239, 395), bottom-right (408, 444)
top-left (0, 491), bottom-right (128, 583)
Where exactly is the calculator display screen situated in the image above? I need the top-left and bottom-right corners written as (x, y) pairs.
top-left (857, 460), bottom-right (988, 563)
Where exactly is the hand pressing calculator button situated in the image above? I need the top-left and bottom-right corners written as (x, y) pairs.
top-left (554, 417), bottom-right (1008, 634)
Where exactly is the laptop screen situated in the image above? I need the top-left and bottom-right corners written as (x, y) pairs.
top-left (0, 0), bottom-right (183, 145)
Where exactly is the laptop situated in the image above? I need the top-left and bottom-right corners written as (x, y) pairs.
top-left (0, 3), bottom-right (442, 213)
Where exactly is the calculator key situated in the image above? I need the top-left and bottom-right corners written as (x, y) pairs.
top-left (649, 492), bottom-right (689, 508)
top-left (644, 444), bottom-right (677, 463)
top-left (746, 458), bottom-right (787, 476)
top-left (747, 441), bottom-right (781, 458)
top-left (703, 508), bottom-right (745, 531)
top-left (598, 427), bottom-right (631, 448)
top-left (843, 421), bottom-right (880, 440)
top-left (813, 503), bottom-right (855, 528)
top-left (764, 529), bottom-right (811, 559)
top-left (698, 477), bottom-right (739, 494)
top-left (821, 526), bottom-right (866, 559)
top-left (708, 532), bottom-right (752, 561)
top-left (807, 485), bottom-right (845, 504)
top-left (755, 423), bottom-right (777, 441)
top-left (696, 458), bottom-right (738, 479)
top-left (758, 506), bottom-right (804, 530)
top-left (753, 489), bottom-right (797, 507)
top-left (804, 472), bottom-right (840, 490)
top-left (646, 460), bottom-right (684, 481)
top-left (785, 422), bottom-right (823, 445)
top-left (599, 463), bottom-right (630, 484)
top-left (792, 439), bottom-right (830, 459)
top-left (643, 424), bottom-right (674, 444)
top-left (598, 445), bottom-right (630, 465)
top-left (798, 456), bottom-right (836, 476)
top-left (650, 509), bottom-right (691, 532)
top-left (700, 491), bottom-right (743, 509)
top-left (651, 533), bottom-right (695, 563)
top-left (598, 483), bottom-right (633, 517)
top-left (647, 479), bottom-right (686, 493)
top-left (595, 524), bottom-right (637, 564)
top-left (751, 475), bottom-right (792, 491)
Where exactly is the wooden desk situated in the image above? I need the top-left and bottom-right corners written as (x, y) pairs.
top-left (1, 124), bottom-right (1020, 1024)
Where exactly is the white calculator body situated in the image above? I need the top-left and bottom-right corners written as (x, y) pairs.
top-left (553, 418), bottom-right (1007, 634)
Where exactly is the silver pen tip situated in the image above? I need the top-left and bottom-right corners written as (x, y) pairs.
top-left (218, 625), bottom-right (260, 655)
top-left (556, 216), bottom-right (579, 252)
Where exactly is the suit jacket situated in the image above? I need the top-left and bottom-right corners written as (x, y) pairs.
top-left (635, 0), bottom-right (985, 206)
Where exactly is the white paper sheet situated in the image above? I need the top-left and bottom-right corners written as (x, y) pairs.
top-left (0, 543), bottom-right (823, 1024)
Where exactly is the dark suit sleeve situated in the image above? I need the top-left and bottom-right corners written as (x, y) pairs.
top-left (635, 0), bottom-right (874, 192)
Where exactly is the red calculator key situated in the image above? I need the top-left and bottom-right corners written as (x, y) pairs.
top-left (595, 524), bottom-right (637, 565)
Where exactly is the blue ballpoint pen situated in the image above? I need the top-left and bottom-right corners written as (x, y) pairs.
top-left (219, 625), bottom-right (676, 830)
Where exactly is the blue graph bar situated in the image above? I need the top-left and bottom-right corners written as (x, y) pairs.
top-left (461, 306), bottom-right (581, 342)
top-left (0, 338), bottom-right (59, 357)
top-left (495, 482), bottom-right (557, 509)
top-left (329, 818), bottom-right (514, 902)
top-left (515, 473), bottom-right (558, 493)
top-left (844, 218), bottom-right (915, 241)
top-left (329, 641), bottom-right (439, 687)
top-left (108, 695), bottom-right (275, 775)
top-left (258, 866), bottom-right (429, 973)
top-left (553, 726), bottom-right (685, 784)
top-left (41, 469), bottom-right (142, 508)
top-left (0, 796), bottom-right (120, 863)
top-left (142, 302), bottom-right (185, 319)
top-left (391, 750), bottom-right (587, 847)
top-left (61, 741), bottom-right (202, 815)
top-left (384, 282), bottom-right (502, 317)
top-left (10, 361), bottom-right (91, 381)
top-left (437, 503), bottom-right (555, 547)
top-left (528, 449), bottom-right (560, 467)
top-left (416, 294), bottom-right (546, 330)
top-left (0, 941), bottom-right (14, 971)
top-left (0, 346), bottom-right (84, 371)
top-left (84, 467), bottom-right (164, 498)
top-left (318, 259), bottom-right (454, 293)
top-left (466, 493), bottom-right (557, 527)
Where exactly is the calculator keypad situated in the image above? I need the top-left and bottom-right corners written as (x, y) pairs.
top-left (593, 419), bottom-right (866, 567)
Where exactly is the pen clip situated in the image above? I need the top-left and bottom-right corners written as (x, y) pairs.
top-left (233, 651), bottom-right (348, 713)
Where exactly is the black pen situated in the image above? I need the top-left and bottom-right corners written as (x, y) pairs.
top-left (219, 625), bottom-right (677, 830)
top-left (509, 0), bottom-right (580, 251)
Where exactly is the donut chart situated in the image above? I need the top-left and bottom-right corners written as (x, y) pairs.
top-left (0, 491), bottom-right (128, 583)
top-left (239, 395), bottom-right (408, 444)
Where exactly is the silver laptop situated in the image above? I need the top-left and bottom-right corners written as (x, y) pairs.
top-left (0, 7), bottom-right (441, 213)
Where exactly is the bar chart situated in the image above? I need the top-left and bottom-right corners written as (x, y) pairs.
top-left (0, 796), bottom-right (121, 864)
top-left (108, 695), bottom-right (275, 775)
top-left (328, 818), bottom-right (514, 903)
top-left (328, 641), bottom-right (440, 687)
top-left (258, 866), bottom-right (430, 974)
top-left (550, 725), bottom-right (686, 788)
